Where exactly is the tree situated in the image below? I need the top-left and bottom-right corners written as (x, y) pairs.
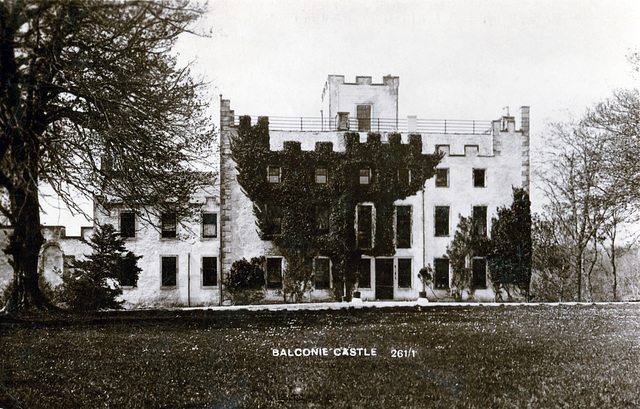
top-left (537, 121), bottom-right (611, 301)
top-left (446, 215), bottom-right (490, 300)
top-left (0, 1), bottom-right (214, 313)
top-left (487, 187), bottom-right (532, 300)
top-left (530, 214), bottom-right (575, 301)
top-left (231, 118), bottom-right (441, 301)
top-left (57, 223), bottom-right (141, 311)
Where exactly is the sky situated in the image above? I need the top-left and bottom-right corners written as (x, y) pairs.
top-left (41, 0), bottom-right (640, 235)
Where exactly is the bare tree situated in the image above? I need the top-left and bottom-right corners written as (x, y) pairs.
top-left (531, 214), bottom-right (574, 301)
top-left (0, 0), bottom-right (214, 313)
top-left (537, 122), bottom-right (609, 301)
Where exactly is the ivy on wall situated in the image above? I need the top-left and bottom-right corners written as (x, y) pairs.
top-left (231, 116), bottom-right (442, 300)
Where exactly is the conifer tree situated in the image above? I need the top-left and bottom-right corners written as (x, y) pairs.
top-left (57, 224), bottom-right (141, 311)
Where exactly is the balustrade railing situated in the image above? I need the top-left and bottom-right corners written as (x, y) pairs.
top-left (233, 115), bottom-right (492, 135)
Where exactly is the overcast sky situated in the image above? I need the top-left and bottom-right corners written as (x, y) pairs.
top-left (42, 0), bottom-right (640, 235)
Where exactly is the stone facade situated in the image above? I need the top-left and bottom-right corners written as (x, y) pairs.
top-left (93, 186), bottom-right (220, 308)
top-left (0, 74), bottom-right (530, 307)
top-left (221, 75), bottom-right (530, 302)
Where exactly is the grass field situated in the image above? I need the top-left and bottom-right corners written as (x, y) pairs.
top-left (1, 304), bottom-right (640, 408)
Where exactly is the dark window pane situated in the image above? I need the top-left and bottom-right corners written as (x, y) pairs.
top-left (121, 212), bottom-right (135, 238)
top-left (357, 105), bottom-right (371, 131)
top-left (473, 206), bottom-right (487, 236)
top-left (358, 258), bottom-right (371, 288)
top-left (398, 168), bottom-right (410, 187)
top-left (435, 258), bottom-right (449, 289)
top-left (161, 213), bottom-right (176, 238)
top-left (435, 168), bottom-right (448, 187)
top-left (396, 206), bottom-right (411, 248)
top-left (266, 258), bottom-right (282, 289)
top-left (315, 258), bottom-right (331, 289)
top-left (202, 257), bottom-right (217, 286)
top-left (357, 205), bottom-right (373, 249)
top-left (203, 213), bottom-right (217, 238)
top-left (161, 256), bottom-right (177, 287)
top-left (435, 206), bottom-right (449, 236)
top-left (119, 257), bottom-right (137, 287)
top-left (472, 258), bottom-right (487, 289)
top-left (264, 204), bottom-right (283, 236)
top-left (398, 258), bottom-right (412, 288)
top-left (315, 205), bottom-right (330, 234)
top-left (473, 169), bottom-right (485, 187)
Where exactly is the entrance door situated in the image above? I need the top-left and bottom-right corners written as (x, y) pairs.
top-left (375, 258), bottom-right (394, 300)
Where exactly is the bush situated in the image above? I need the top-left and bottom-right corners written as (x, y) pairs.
top-left (225, 257), bottom-right (266, 305)
top-left (56, 224), bottom-right (141, 311)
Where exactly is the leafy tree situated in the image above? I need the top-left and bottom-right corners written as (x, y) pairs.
top-left (225, 257), bottom-right (266, 305)
top-left (487, 187), bottom-right (532, 300)
top-left (231, 118), bottom-right (441, 301)
top-left (56, 223), bottom-right (141, 311)
top-left (0, 0), bottom-right (214, 313)
top-left (446, 215), bottom-right (490, 300)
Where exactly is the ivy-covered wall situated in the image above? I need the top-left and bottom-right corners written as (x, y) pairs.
top-left (231, 116), bottom-right (442, 300)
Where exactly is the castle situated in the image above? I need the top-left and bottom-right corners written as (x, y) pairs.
top-left (0, 75), bottom-right (530, 307)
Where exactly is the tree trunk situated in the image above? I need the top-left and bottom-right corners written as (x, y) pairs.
top-left (4, 185), bottom-right (50, 312)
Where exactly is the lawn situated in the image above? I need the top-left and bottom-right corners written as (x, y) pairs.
top-left (1, 304), bottom-right (640, 408)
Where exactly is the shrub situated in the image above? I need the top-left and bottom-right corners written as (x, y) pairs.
top-left (225, 257), bottom-right (266, 305)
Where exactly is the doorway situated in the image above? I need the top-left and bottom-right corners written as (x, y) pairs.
top-left (375, 258), bottom-right (394, 300)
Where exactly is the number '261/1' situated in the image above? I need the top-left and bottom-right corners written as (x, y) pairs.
top-left (391, 348), bottom-right (417, 358)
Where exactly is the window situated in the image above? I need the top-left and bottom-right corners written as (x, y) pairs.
top-left (119, 257), bottom-right (138, 287)
top-left (472, 258), bottom-right (487, 289)
top-left (266, 258), bottom-right (282, 289)
top-left (120, 212), bottom-right (135, 238)
top-left (358, 258), bottom-right (371, 288)
top-left (398, 258), bottom-right (412, 288)
top-left (315, 167), bottom-right (328, 184)
top-left (161, 256), bottom-right (177, 287)
top-left (396, 206), bottom-right (411, 248)
top-left (63, 255), bottom-right (75, 275)
top-left (359, 168), bottom-right (371, 185)
top-left (315, 258), bottom-right (331, 289)
top-left (202, 257), bottom-right (217, 287)
top-left (473, 169), bottom-right (486, 187)
top-left (265, 204), bottom-right (283, 236)
top-left (161, 213), bottom-right (177, 238)
top-left (357, 204), bottom-right (373, 249)
top-left (434, 258), bottom-right (449, 289)
top-left (435, 206), bottom-right (449, 237)
top-left (268, 166), bottom-right (281, 183)
top-left (357, 104), bottom-right (371, 132)
top-left (397, 168), bottom-right (410, 187)
top-left (202, 213), bottom-right (217, 238)
top-left (315, 205), bottom-right (330, 234)
top-left (435, 168), bottom-right (449, 188)
top-left (473, 206), bottom-right (488, 237)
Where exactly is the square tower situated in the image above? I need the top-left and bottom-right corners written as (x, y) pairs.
top-left (321, 75), bottom-right (399, 131)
